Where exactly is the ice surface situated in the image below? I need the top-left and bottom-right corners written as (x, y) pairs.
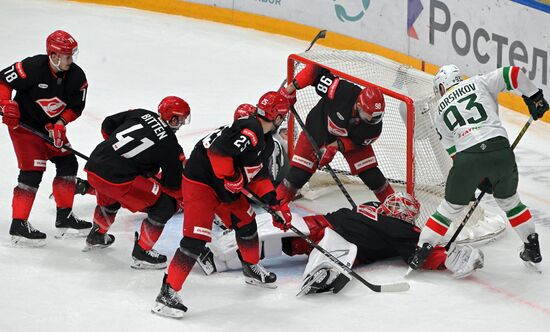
top-left (1, 1), bottom-right (549, 331)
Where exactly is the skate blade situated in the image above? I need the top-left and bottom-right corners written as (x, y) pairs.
top-left (523, 260), bottom-right (542, 273)
top-left (244, 277), bottom-right (277, 289)
top-left (151, 303), bottom-right (185, 319)
top-left (131, 259), bottom-right (167, 270)
top-left (10, 236), bottom-right (46, 248)
top-left (55, 228), bottom-right (89, 239)
top-left (82, 243), bottom-right (113, 252)
top-left (404, 267), bottom-right (414, 278)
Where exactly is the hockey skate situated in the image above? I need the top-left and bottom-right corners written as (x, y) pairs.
top-left (242, 261), bottom-right (277, 289)
top-left (131, 232), bottom-right (167, 270)
top-left (520, 233), bottom-right (542, 273)
top-left (55, 208), bottom-right (92, 239)
top-left (83, 224), bottom-right (115, 252)
top-left (9, 219), bottom-right (46, 247)
top-left (197, 247), bottom-right (217, 275)
top-left (152, 274), bottom-right (188, 318)
top-left (297, 264), bottom-right (350, 296)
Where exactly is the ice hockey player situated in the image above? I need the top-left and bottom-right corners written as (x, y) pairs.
top-left (276, 63), bottom-right (395, 206)
top-left (233, 103), bottom-right (289, 186)
top-left (83, 96), bottom-right (189, 269)
top-left (408, 65), bottom-right (548, 273)
top-left (151, 91), bottom-right (292, 318)
top-left (0, 30), bottom-right (91, 246)
top-left (199, 192), bottom-right (484, 295)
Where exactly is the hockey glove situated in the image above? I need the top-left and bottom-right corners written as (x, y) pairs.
top-left (278, 86), bottom-right (297, 108)
top-left (318, 143), bottom-right (338, 168)
top-left (0, 100), bottom-right (20, 128)
top-left (223, 172), bottom-right (244, 194)
top-left (523, 89), bottom-right (549, 120)
top-left (45, 123), bottom-right (66, 148)
top-left (276, 179), bottom-right (297, 206)
top-left (263, 191), bottom-right (292, 231)
top-left (445, 244), bottom-right (484, 279)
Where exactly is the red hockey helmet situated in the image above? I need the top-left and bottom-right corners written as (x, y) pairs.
top-left (377, 192), bottom-right (421, 225)
top-left (356, 85), bottom-right (385, 124)
top-left (158, 96), bottom-right (191, 130)
top-left (256, 91), bottom-right (290, 122)
top-left (46, 30), bottom-right (78, 56)
top-left (234, 103), bottom-right (256, 120)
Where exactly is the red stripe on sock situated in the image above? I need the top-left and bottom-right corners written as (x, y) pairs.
top-left (12, 186), bottom-right (36, 220)
top-left (425, 217), bottom-right (449, 236)
top-left (509, 209), bottom-right (532, 227)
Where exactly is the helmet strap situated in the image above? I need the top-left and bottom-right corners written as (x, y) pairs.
top-left (49, 54), bottom-right (62, 72)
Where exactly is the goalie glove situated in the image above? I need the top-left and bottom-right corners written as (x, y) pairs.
top-left (445, 245), bottom-right (485, 279)
top-left (523, 89), bottom-right (549, 121)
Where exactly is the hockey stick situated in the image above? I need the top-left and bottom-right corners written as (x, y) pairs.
top-left (0, 110), bottom-right (90, 160)
top-left (0, 110), bottom-right (163, 183)
top-left (278, 30), bottom-right (327, 89)
top-left (444, 116), bottom-right (534, 250)
top-left (281, 30), bottom-right (358, 209)
top-left (241, 186), bottom-right (410, 293)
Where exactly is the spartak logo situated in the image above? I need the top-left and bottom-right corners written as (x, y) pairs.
top-left (35, 97), bottom-right (66, 117)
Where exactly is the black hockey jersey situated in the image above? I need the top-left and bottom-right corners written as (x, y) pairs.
top-left (85, 109), bottom-right (183, 190)
top-left (309, 69), bottom-right (382, 147)
top-left (0, 55), bottom-right (87, 133)
top-left (324, 203), bottom-right (420, 264)
top-left (184, 116), bottom-right (275, 203)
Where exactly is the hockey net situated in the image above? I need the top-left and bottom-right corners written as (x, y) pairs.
top-left (287, 49), bottom-right (505, 245)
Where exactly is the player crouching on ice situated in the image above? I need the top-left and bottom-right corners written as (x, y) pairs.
top-left (198, 192), bottom-right (484, 296)
top-left (408, 65), bottom-right (548, 274)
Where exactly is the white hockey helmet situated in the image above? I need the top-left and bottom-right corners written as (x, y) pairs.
top-left (377, 192), bottom-right (421, 225)
top-left (433, 64), bottom-right (463, 97)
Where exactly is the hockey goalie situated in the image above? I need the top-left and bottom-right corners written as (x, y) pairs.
top-left (198, 192), bottom-right (485, 295)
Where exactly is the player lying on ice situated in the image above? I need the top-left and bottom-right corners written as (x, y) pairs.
top-left (198, 192), bottom-right (484, 295)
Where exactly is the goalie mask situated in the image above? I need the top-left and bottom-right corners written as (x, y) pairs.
top-left (377, 192), bottom-right (421, 225)
top-left (158, 96), bottom-right (191, 131)
top-left (433, 64), bottom-right (463, 97)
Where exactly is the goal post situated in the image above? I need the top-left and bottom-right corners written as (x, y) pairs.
top-left (286, 49), bottom-right (506, 245)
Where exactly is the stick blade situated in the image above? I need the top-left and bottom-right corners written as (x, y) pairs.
top-left (379, 281), bottom-right (411, 293)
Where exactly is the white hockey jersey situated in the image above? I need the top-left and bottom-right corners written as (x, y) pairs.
top-left (435, 67), bottom-right (525, 155)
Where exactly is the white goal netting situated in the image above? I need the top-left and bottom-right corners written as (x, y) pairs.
top-left (288, 49), bottom-right (505, 245)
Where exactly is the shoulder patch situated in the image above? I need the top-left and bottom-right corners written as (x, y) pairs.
top-left (15, 62), bottom-right (26, 79)
top-left (241, 128), bottom-right (258, 147)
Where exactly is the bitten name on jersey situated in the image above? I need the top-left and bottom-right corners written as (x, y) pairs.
top-left (438, 82), bottom-right (477, 112)
top-left (141, 114), bottom-right (168, 140)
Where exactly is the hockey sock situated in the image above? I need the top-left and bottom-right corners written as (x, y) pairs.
top-left (419, 211), bottom-right (451, 246)
top-left (93, 205), bottom-right (117, 234)
top-left (166, 248), bottom-right (198, 292)
top-left (235, 222), bottom-right (260, 264)
top-left (507, 203), bottom-right (535, 242)
top-left (137, 218), bottom-right (164, 251)
top-left (52, 176), bottom-right (75, 209)
top-left (12, 185), bottom-right (37, 221)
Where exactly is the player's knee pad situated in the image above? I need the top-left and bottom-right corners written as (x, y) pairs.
top-left (52, 155), bottom-right (78, 177)
top-left (437, 200), bottom-right (466, 220)
top-left (235, 220), bottom-right (258, 241)
top-left (147, 193), bottom-right (177, 225)
top-left (358, 167), bottom-right (386, 191)
top-left (494, 193), bottom-right (521, 212)
top-left (17, 170), bottom-right (44, 189)
top-left (179, 237), bottom-right (207, 260)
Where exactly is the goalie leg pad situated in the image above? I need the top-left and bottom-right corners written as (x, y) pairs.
top-left (300, 228), bottom-right (357, 294)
